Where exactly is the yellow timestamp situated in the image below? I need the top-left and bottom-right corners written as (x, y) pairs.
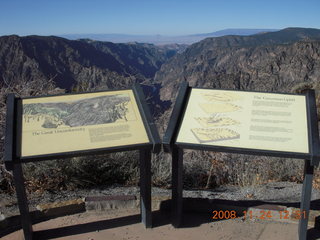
top-left (212, 210), bottom-right (307, 220)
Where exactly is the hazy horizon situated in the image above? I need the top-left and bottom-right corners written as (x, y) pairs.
top-left (1, 28), bottom-right (282, 37)
top-left (3, 27), bottom-right (319, 45)
top-left (58, 28), bottom-right (280, 45)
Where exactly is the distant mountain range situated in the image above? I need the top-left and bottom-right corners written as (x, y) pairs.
top-left (60, 29), bottom-right (279, 45)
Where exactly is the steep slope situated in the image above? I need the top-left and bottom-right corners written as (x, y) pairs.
top-left (81, 39), bottom-right (179, 79)
top-left (155, 28), bottom-right (320, 101)
top-left (0, 35), bottom-right (178, 90)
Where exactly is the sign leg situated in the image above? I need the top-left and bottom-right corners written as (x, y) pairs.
top-left (140, 149), bottom-right (152, 228)
top-left (13, 163), bottom-right (33, 240)
top-left (172, 147), bottom-right (183, 228)
top-left (298, 159), bottom-right (314, 240)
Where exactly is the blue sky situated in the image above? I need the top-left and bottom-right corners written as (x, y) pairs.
top-left (0, 0), bottom-right (319, 36)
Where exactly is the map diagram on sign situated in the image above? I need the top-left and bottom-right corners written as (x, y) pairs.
top-left (202, 92), bottom-right (242, 102)
top-left (187, 91), bottom-right (243, 143)
top-left (199, 102), bottom-right (241, 114)
top-left (23, 94), bottom-right (133, 129)
top-left (195, 115), bottom-right (240, 128)
top-left (191, 128), bottom-right (240, 143)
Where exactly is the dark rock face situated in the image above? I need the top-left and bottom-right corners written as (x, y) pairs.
top-left (155, 28), bottom-right (320, 101)
top-left (83, 40), bottom-right (179, 79)
top-left (0, 35), bottom-right (180, 90)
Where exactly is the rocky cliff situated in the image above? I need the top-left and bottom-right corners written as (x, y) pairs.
top-left (0, 35), bottom-right (180, 91)
top-left (155, 28), bottom-right (320, 101)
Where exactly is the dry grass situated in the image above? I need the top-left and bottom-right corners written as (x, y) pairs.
top-left (0, 77), bottom-right (63, 193)
top-left (0, 79), bottom-right (318, 195)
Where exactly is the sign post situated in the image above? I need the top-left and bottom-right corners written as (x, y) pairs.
top-left (164, 82), bottom-right (320, 240)
top-left (4, 84), bottom-right (160, 240)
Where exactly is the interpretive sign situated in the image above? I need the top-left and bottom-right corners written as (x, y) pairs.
top-left (163, 82), bottom-right (320, 240)
top-left (177, 88), bottom-right (309, 154)
top-left (20, 90), bottom-right (149, 157)
top-left (4, 84), bottom-right (160, 240)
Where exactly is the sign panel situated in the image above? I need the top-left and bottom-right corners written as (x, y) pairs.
top-left (177, 88), bottom-right (309, 153)
top-left (21, 90), bottom-right (149, 157)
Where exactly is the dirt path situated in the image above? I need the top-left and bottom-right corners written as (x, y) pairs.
top-left (3, 208), bottom-right (317, 240)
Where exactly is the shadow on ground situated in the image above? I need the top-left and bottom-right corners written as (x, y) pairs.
top-left (4, 198), bottom-right (320, 239)
top-left (33, 210), bottom-right (215, 240)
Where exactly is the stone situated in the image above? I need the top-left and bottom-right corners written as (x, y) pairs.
top-left (85, 195), bottom-right (138, 211)
top-left (36, 198), bottom-right (85, 217)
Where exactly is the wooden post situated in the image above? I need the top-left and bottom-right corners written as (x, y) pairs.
top-left (140, 149), bottom-right (152, 228)
top-left (13, 163), bottom-right (33, 240)
top-left (172, 146), bottom-right (183, 227)
top-left (298, 160), bottom-right (314, 240)
top-left (298, 89), bottom-right (320, 240)
top-left (4, 94), bottom-right (33, 239)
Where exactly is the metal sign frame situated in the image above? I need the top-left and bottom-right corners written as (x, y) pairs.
top-left (4, 83), bottom-right (161, 240)
top-left (163, 82), bottom-right (320, 240)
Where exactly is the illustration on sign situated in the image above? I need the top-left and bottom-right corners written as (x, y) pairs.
top-left (195, 116), bottom-right (240, 128)
top-left (23, 94), bottom-right (132, 128)
top-left (199, 102), bottom-right (241, 114)
top-left (190, 91), bottom-right (242, 144)
top-left (191, 128), bottom-right (240, 143)
top-left (202, 92), bottom-right (242, 102)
